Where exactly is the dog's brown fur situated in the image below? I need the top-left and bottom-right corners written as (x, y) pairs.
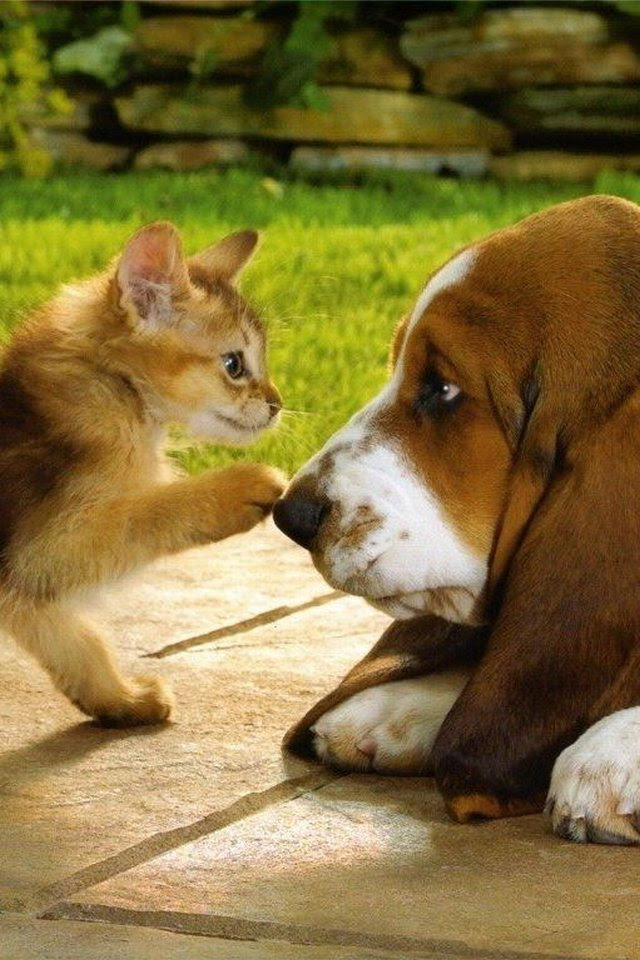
top-left (283, 195), bottom-right (640, 827)
top-left (0, 222), bottom-right (285, 725)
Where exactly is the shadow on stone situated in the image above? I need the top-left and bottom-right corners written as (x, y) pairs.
top-left (0, 721), bottom-right (168, 791)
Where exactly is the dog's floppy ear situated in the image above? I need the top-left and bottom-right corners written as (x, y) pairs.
top-left (432, 386), bottom-right (640, 820)
top-left (283, 617), bottom-right (486, 757)
top-left (485, 363), bottom-right (563, 604)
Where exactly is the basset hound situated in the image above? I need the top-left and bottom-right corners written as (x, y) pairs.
top-left (274, 194), bottom-right (640, 845)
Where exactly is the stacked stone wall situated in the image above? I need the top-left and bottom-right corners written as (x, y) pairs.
top-left (32, 1), bottom-right (640, 180)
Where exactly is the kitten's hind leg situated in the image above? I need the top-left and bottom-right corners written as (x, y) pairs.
top-left (2, 598), bottom-right (173, 726)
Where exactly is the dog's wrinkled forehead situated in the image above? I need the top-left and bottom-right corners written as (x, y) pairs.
top-left (307, 245), bottom-right (478, 476)
top-left (406, 248), bottom-right (477, 346)
top-left (308, 404), bottom-right (381, 482)
top-left (286, 245), bottom-right (495, 623)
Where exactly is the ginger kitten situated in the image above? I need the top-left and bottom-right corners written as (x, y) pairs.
top-left (0, 221), bottom-right (286, 726)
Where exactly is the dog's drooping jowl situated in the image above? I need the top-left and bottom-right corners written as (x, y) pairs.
top-left (274, 195), bottom-right (640, 845)
top-left (0, 222), bottom-right (285, 726)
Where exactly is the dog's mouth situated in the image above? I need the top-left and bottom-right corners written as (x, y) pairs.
top-left (369, 593), bottom-right (430, 618)
top-left (355, 585), bottom-right (480, 624)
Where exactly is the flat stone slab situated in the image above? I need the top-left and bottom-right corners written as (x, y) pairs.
top-left (4, 518), bottom-right (636, 959)
top-left (1, 913), bottom-right (403, 960)
top-left (92, 518), bottom-right (338, 657)
top-left (30, 129), bottom-right (131, 171)
top-left (492, 85), bottom-right (640, 145)
top-left (134, 139), bottom-right (250, 171)
top-left (290, 145), bottom-right (489, 178)
top-left (57, 777), bottom-right (640, 960)
top-left (401, 8), bottom-right (640, 97)
top-left (116, 84), bottom-right (511, 150)
top-left (490, 150), bottom-right (640, 182)
top-left (0, 520), bottom-right (388, 909)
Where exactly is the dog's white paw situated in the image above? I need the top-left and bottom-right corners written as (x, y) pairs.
top-left (546, 707), bottom-right (640, 845)
top-left (311, 671), bottom-right (468, 774)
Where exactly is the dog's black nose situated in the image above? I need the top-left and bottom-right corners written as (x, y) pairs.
top-left (273, 495), bottom-right (328, 549)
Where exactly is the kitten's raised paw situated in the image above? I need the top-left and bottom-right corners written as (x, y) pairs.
top-left (211, 463), bottom-right (288, 536)
top-left (235, 463), bottom-right (288, 514)
top-left (94, 675), bottom-right (174, 728)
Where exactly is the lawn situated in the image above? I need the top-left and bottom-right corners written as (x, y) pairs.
top-left (2, 166), bottom-right (640, 475)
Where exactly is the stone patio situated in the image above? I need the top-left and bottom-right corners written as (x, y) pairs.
top-left (0, 521), bottom-right (637, 960)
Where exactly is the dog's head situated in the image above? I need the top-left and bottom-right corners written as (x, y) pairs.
top-left (274, 195), bottom-right (640, 625)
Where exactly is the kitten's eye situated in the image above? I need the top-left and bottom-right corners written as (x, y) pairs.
top-left (222, 351), bottom-right (245, 380)
top-left (416, 372), bottom-right (461, 416)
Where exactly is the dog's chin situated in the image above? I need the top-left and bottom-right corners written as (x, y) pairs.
top-left (367, 594), bottom-right (432, 620)
top-left (368, 588), bottom-right (484, 625)
top-left (311, 550), bottom-right (484, 625)
top-left (368, 592), bottom-right (480, 625)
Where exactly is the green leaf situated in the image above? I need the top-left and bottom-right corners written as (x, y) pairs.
top-left (612, 0), bottom-right (640, 14)
top-left (52, 25), bottom-right (133, 89)
top-left (247, 0), bottom-right (347, 110)
top-left (120, 1), bottom-right (142, 33)
top-left (299, 80), bottom-right (330, 111)
top-left (190, 46), bottom-right (219, 82)
top-left (454, 0), bottom-right (486, 24)
top-left (246, 45), bottom-right (317, 109)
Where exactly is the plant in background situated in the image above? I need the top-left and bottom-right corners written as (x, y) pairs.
top-left (0, 0), bottom-right (71, 177)
top-left (52, 24), bottom-right (134, 89)
top-left (612, 0), bottom-right (640, 13)
top-left (247, 0), bottom-right (358, 110)
top-left (51, 2), bottom-right (140, 89)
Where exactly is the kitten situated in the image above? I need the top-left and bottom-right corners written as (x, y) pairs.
top-left (0, 221), bottom-right (286, 726)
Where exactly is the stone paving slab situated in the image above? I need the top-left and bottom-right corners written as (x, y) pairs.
top-left (0, 914), bottom-right (405, 960)
top-left (59, 777), bottom-right (640, 960)
top-left (3, 518), bottom-right (636, 960)
top-left (0, 521), bottom-right (388, 909)
top-left (93, 519), bottom-right (335, 657)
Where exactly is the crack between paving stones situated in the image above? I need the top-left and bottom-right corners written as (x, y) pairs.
top-left (38, 904), bottom-right (588, 960)
top-left (28, 771), bottom-right (340, 915)
top-left (144, 590), bottom-right (344, 659)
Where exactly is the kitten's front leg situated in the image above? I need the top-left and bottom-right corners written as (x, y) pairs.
top-left (12, 464), bottom-right (287, 599)
top-left (3, 599), bottom-right (173, 726)
top-left (125, 462), bottom-right (289, 558)
top-left (5, 464), bottom-right (285, 724)
top-left (184, 463), bottom-right (289, 543)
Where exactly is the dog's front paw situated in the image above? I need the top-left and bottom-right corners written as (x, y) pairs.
top-left (546, 707), bottom-right (640, 845)
top-left (311, 672), bottom-right (466, 774)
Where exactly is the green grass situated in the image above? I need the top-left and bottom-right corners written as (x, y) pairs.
top-left (2, 166), bottom-right (640, 475)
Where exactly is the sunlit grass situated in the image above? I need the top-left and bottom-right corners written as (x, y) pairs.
top-left (2, 166), bottom-right (639, 475)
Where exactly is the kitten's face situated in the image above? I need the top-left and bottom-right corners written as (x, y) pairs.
top-left (113, 223), bottom-right (280, 444)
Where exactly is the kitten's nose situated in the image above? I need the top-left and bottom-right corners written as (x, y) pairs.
top-left (273, 493), bottom-right (328, 549)
top-left (268, 398), bottom-right (281, 420)
top-left (265, 382), bottom-right (282, 420)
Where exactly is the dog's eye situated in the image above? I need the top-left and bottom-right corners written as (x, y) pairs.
top-left (222, 351), bottom-right (245, 380)
top-left (416, 373), bottom-right (461, 416)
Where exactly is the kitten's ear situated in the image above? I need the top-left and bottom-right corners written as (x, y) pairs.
top-left (116, 222), bottom-right (190, 330)
top-left (190, 230), bottom-right (259, 283)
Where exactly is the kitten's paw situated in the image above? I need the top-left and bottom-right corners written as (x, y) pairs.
top-left (209, 463), bottom-right (288, 537)
top-left (311, 673), bottom-right (466, 774)
top-left (93, 675), bottom-right (175, 728)
top-left (234, 463), bottom-right (288, 515)
top-left (546, 708), bottom-right (640, 845)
